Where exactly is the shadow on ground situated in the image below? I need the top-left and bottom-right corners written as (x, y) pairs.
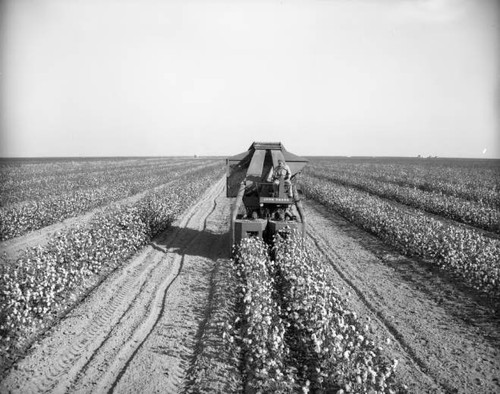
top-left (151, 225), bottom-right (231, 260)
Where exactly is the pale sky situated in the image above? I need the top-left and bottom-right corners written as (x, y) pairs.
top-left (1, 0), bottom-right (499, 158)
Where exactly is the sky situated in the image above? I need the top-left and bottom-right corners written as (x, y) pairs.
top-left (1, 0), bottom-right (499, 158)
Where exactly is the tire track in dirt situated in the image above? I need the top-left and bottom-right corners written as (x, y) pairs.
top-left (33, 250), bottom-right (157, 393)
top-left (0, 178), bottom-right (226, 394)
top-left (106, 180), bottom-right (231, 394)
top-left (69, 180), bottom-right (224, 394)
top-left (103, 190), bottom-right (221, 394)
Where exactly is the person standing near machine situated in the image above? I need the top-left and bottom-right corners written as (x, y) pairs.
top-left (272, 159), bottom-right (293, 198)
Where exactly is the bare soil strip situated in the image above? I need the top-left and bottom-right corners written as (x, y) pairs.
top-left (0, 178), bottom-right (229, 393)
top-left (305, 199), bottom-right (500, 394)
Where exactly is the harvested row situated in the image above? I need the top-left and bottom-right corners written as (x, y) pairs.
top-left (0, 161), bottom-right (221, 241)
top-left (228, 236), bottom-right (399, 393)
top-left (300, 175), bottom-right (500, 298)
top-left (308, 165), bottom-right (500, 234)
top-left (0, 166), bottom-right (224, 368)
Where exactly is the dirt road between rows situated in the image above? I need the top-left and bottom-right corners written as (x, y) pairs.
top-left (1, 183), bottom-right (499, 393)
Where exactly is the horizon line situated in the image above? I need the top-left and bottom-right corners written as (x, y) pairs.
top-left (1, 155), bottom-right (499, 160)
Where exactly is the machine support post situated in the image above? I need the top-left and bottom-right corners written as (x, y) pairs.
top-left (231, 181), bottom-right (246, 247)
top-left (296, 200), bottom-right (306, 239)
top-left (293, 185), bottom-right (306, 240)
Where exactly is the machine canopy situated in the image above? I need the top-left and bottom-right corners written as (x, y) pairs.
top-left (226, 142), bottom-right (308, 197)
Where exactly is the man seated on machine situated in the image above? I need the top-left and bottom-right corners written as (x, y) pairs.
top-left (272, 159), bottom-right (293, 198)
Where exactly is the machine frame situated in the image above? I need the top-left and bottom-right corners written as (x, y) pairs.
top-left (226, 142), bottom-right (308, 246)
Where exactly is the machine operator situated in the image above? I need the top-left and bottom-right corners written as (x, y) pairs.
top-left (272, 159), bottom-right (293, 198)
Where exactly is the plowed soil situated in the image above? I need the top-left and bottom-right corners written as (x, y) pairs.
top-left (1, 180), bottom-right (499, 393)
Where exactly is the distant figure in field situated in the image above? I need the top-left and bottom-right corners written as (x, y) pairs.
top-left (272, 159), bottom-right (293, 198)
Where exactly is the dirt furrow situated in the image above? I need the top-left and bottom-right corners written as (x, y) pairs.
top-left (0, 178), bottom-right (226, 393)
top-left (67, 180), bottom-right (225, 394)
top-left (98, 191), bottom-right (221, 393)
top-left (107, 181), bottom-right (229, 393)
top-left (305, 199), bottom-right (500, 394)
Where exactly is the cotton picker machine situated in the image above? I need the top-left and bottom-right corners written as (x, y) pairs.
top-left (227, 142), bottom-right (308, 248)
